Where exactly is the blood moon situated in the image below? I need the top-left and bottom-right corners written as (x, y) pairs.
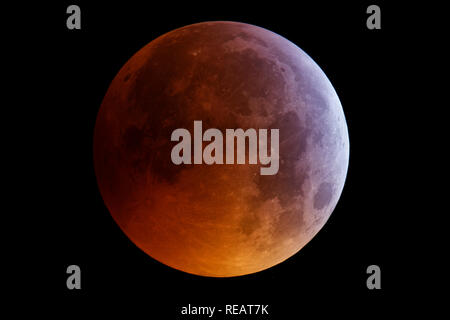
top-left (93, 21), bottom-right (349, 277)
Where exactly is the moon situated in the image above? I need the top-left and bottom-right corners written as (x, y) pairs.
top-left (93, 21), bottom-right (349, 277)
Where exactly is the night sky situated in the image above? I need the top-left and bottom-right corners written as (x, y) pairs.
top-left (9, 1), bottom-right (426, 317)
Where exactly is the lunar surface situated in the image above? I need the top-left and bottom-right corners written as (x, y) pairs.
top-left (93, 21), bottom-right (349, 277)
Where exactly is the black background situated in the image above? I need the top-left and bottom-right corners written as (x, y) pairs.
top-left (14, 0), bottom-right (420, 317)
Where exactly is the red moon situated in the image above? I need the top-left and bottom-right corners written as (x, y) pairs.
top-left (94, 22), bottom-right (349, 277)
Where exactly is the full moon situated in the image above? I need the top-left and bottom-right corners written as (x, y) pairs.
top-left (94, 21), bottom-right (349, 277)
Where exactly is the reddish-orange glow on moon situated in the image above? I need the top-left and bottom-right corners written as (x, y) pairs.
top-left (93, 22), bottom-right (349, 277)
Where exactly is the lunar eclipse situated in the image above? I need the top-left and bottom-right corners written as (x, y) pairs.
top-left (93, 21), bottom-right (349, 277)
